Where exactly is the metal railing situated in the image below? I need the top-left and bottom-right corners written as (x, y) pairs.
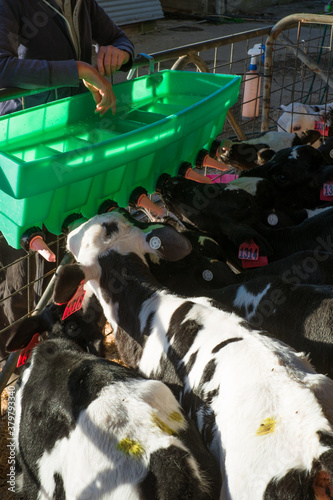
top-left (263, 13), bottom-right (333, 131)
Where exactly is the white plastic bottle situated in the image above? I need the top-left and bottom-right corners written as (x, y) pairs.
top-left (242, 44), bottom-right (263, 119)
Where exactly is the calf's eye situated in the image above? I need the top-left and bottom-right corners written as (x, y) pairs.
top-left (276, 174), bottom-right (288, 184)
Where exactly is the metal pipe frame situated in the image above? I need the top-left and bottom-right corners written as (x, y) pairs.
top-left (0, 26), bottom-right (272, 102)
top-left (262, 13), bottom-right (333, 131)
top-left (0, 252), bottom-right (74, 396)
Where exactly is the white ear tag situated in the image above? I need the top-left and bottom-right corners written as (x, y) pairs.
top-left (202, 269), bottom-right (213, 281)
top-left (150, 236), bottom-right (161, 250)
top-left (267, 213), bottom-right (278, 226)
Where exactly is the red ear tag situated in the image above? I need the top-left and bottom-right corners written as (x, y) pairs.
top-left (314, 119), bottom-right (330, 137)
top-left (241, 256), bottom-right (268, 268)
top-left (238, 239), bottom-right (268, 268)
top-left (17, 333), bottom-right (41, 368)
top-left (238, 239), bottom-right (259, 261)
top-left (320, 181), bottom-right (333, 201)
top-left (62, 280), bottom-right (86, 320)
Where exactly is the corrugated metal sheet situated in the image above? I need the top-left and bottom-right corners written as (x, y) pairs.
top-left (97, 0), bottom-right (164, 26)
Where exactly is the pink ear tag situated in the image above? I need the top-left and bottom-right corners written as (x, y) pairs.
top-left (238, 239), bottom-right (268, 268)
top-left (17, 333), bottom-right (41, 367)
top-left (320, 181), bottom-right (333, 201)
top-left (62, 280), bottom-right (86, 320)
top-left (314, 119), bottom-right (329, 137)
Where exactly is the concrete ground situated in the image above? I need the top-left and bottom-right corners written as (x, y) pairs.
top-left (129, 0), bottom-right (329, 55)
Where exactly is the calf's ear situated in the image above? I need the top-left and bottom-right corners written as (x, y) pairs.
top-left (5, 315), bottom-right (45, 352)
top-left (53, 264), bottom-right (86, 304)
top-left (299, 129), bottom-right (322, 145)
top-left (257, 148), bottom-right (275, 165)
top-left (145, 226), bottom-right (192, 261)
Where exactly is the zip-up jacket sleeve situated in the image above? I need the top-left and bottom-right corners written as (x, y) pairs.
top-left (88, 0), bottom-right (135, 71)
top-left (0, 0), bottom-right (135, 92)
top-left (0, 1), bottom-right (79, 89)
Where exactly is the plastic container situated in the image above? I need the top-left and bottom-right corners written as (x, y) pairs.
top-left (242, 45), bottom-right (263, 119)
top-left (0, 70), bottom-right (240, 248)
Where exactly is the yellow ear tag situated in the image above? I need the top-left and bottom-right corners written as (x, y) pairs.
top-left (256, 417), bottom-right (276, 436)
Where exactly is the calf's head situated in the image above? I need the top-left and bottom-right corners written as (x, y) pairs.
top-left (240, 145), bottom-right (333, 208)
top-left (158, 176), bottom-right (274, 256)
top-left (277, 103), bottom-right (319, 134)
top-left (67, 211), bottom-right (192, 268)
top-left (50, 211), bottom-right (193, 304)
top-left (5, 297), bottom-right (105, 359)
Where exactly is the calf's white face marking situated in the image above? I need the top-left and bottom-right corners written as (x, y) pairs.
top-left (233, 283), bottom-right (271, 320)
top-left (227, 177), bottom-right (262, 196)
top-left (288, 148), bottom-right (300, 160)
top-left (67, 213), bottom-right (150, 269)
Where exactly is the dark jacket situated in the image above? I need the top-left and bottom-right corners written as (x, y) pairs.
top-left (0, 0), bottom-right (135, 114)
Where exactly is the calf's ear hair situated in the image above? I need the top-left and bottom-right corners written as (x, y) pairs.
top-left (53, 264), bottom-right (86, 304)
top-left (146, 226), bottom-right (192, 261)
top-left (5, 316), bottom-right (45, 352)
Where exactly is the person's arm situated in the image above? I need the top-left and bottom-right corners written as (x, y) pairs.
top-left (96, 46), bottom-right (131, 77)
top-left (76, 61), bottom-right (116, 116)
top-left (0, 1), bottom-right (79, 90)
top-left (0, 0), bottom-right (124, 115)
top-left (88, 0), bottom-right (135, 75)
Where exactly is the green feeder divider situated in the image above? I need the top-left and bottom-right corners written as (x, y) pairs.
top-left (0, 70), bottom-right (241, 249)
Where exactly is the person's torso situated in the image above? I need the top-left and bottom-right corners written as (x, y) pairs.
top-left (18, 0), bottom-right (93, 65)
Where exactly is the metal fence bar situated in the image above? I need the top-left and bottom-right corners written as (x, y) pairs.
top-left (0, 26), bottom-right (272, 103)
top-left (262, 13), bottom-right (333, 131)
top-left (0, 251), bottom-right (74, 395)
top-left (278, 32), bottom-right (333, 90)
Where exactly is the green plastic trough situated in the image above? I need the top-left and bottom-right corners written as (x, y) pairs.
top-left (0, 70), bottom-right (241, 249)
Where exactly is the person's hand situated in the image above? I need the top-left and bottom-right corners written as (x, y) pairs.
top-left (96, 46), bottom-right (130, 76)
top-left (76, 61), bottom-right (116, 116)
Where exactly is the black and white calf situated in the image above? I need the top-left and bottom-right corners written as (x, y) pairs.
top-left (239, 144), bottom-right (333, 209)
top-left (142, 235), bottom-right (333, 378)
top-left (249, 207), bottom-right (333, 262)
top-left (157, 175), bottom-right (274, 258)
top-left (158, 174), bottom-right (333, 266)
top-left (147, 245), bottom-right (333, 295)
top-left (192, 276), bottom-right (333, 379)
top-left (60, 211), bottom-right (333, 499)
top-left (115, 210), bottom-right (333, 291)
top-left (6, 302), bottom-right (221, 500)
top-left (219, 129), bottom-right (322, 170)
top-left (101, 211), bottom-right (333, 294)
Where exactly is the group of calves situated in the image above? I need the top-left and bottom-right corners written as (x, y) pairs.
top-left (6, 131), bottom-right (333, 499)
